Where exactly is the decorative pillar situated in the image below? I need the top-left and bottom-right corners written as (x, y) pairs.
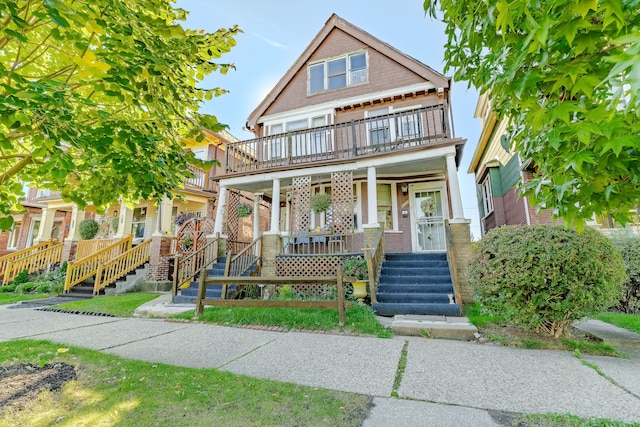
top-left (270, 179), bottom-right (281, 233)
top-left (114, 202), bottom-right (133, 239)
top-left (62, 205), bottom-right (84, 261)
top-left (366, 167), bottom-right (379, 227)
top-left (253, 194), bottom-right (262, 240)
top-left (446, 153), bottom-right (465, 220)
top-left (34, 207), bottom-right (56, 244)
top-left (213, 186), bottom-right (227, 235)
top-left (154, 197), bottom-right (174, 236)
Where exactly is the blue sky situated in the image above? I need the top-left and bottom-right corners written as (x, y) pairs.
top-left (177, 0), bottom-right (482, 238)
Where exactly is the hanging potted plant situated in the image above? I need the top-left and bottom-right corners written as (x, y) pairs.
top-left (420, 196), bottom-right (437, 216)
top-left (342, 256), bottom-right (369, 302)
top-left (237, 203), bottom-right (253, 218)
top-left (311, 193), bottom-right (331, 213)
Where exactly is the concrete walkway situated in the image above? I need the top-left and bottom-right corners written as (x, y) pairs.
top-left (2, 297), bottom-right (640, 426)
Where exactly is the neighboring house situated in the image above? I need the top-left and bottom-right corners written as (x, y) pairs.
top-left (469, 92), bottom-right (640, 236)
top-left (211, 14), bottom-right (473, 300)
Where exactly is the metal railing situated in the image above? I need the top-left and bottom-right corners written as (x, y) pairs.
top-left (2, 242), bottom-right (64, 285)
top-left (0, 240), bottom-right (59, 284)
top-left (172, 235), bottom-right (221, 296)
top-left (225, 103), bottom-right (450, 174)
top-left (227, 236), bottom-right (262, 277)
top-left (75, 238), bottom-right (117, 260)
top-left (283, 232), bottom-right (356, 255)
top-left (363, 226), bottom-right (385, 304)
top-left (64, 236), bottom-right (132, 292)
top-left (93, 239), bottom-right (151, 294)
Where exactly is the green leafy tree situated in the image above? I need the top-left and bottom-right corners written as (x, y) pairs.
top-left (424, 0), bottom-right (640, 228)
top-left (0, 0), bottom-right (240, 230)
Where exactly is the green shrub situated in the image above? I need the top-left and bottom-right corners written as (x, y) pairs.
top-left (469, 225), bottom-right (626, 337)
top-left (79, 219), bottom-right (99, 240)
top-left (15, 282), bottom-right (37, 294)
top-left (0, 284), bottom-right (17, 293)
top-left (13, 269), bottom-right (30, 286)
top-left (610, 234), bottom-right (640, 314)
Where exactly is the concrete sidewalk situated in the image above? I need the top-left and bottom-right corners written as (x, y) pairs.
top-left (1, 300), bottom-right (640, 426)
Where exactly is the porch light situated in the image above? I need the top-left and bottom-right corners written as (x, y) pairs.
top-left (401, 184), bottom-right (408, 194)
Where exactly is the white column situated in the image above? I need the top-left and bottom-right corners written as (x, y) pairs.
top-left (213, 186), bottom-right (227, 235)
top-left (65, 205), bottom-right (85, 241)
top-left (34, 207), bottom-right (56, 243)
top-left (154, 197), bottom-right (174, 236)
top-left (366, 167), bottom-right (379, 227)
top-left (446, 153), bottom-right (465, 220)
top-left (270, 179), bottom-right (281, 233)
top-left (114, 202), bottom-right (133, 238)
top-left (253, 194), bottom-right (261, 239)
top-left (390, 182), bottom-right (399, 231)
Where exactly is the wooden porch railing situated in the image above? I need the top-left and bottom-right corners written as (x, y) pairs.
top-left (0, 240), bottom-right (58, 284)
top-left (444, 220), bottom-right (463, 309)
top-left (75, 238), bottom-right (117, 260)
top-left (227, 236), bottom-right (262, 277)
top-left (172, 235), bottom-right (221, 296)
top-left (283, 232), bottom-right (356, 255)
top-left (93, 239), bottom-right (151, 294)
top-left (64, 236), bottom-right (132, 292)
top-left (2, 242), bottom-right (64, 285)
top-left (194, 270), bottom-right (350, 325)
top-left (363, 226), bottom-right (385, 304)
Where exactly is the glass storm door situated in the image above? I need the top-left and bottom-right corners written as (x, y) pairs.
top-left (412, 189), bottom-right (446, 252)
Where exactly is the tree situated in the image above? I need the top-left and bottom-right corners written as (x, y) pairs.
top-left (0, 0), bottom-right (241, 230)
top-left (424, 0), bottom-right (640, 228)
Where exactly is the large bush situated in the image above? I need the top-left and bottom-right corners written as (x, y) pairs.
top-left (611, 234), bottom-right (640, 314)
top-left (79, 219), bottom-right (99, 240)
top-left (469, 225), bottom-right (626, 337)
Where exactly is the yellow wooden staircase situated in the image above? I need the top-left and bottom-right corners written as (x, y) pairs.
top-left (0, 240), bottom-right (63, 285)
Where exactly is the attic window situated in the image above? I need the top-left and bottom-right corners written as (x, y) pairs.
top-left (308, 51), bottom-right (367, 95)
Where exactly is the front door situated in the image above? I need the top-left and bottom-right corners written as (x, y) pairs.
top-left (410, 185), bottom-right (446, 252)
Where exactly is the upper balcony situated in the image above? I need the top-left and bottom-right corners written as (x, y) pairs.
top-left (224, 104), bottom-right (454, 176)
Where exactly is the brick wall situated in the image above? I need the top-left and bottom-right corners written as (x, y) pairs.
top-left (449, 222), bottom-right (474, 303)
top-left (147, 236), bottom-right (173, 282)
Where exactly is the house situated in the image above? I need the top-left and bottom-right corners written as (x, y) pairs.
top-left (209, 14), bottom-right (474, 308)
top-left (469, 92), bottom-right (640, 236)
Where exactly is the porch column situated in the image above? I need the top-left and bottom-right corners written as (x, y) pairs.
top-left (114, 203), bottom-right (133, 239)
top-left (270, 179), bottom-right (281, 233)
top-left (366, 167), bottom-right (379, 227)
top-left (446, 153), bottom-right (465, 220)
top-left (154, 197), bottom-right (174, 236)
top-left (253, 193), bottom-right (262, 239)
top-left (213, 186), bottom-right (227, 235)
top-left (62, 205), bottom-right (84, 261)
top-left (34, 207), bottom-right (56, 244)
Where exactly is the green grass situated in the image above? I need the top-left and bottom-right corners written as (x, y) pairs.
top-left (0, 340), bottom-right (371, 427)
top-left (562, 339), bottom-right (622, 357)
top-left (52, 293), bottom-right (161, 317)
top-left (0, 293), bottom-right (49, 305)
top-left (596, 312), bottom-right (640, 334)
top-left (515, 412), bottom-right (640, 426)
top-left (174, 304), bottom-right (393, 338)
top-left (464, 303), bottom-right (505, 327)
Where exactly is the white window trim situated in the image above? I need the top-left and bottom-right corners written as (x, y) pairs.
top-left (481, 174), bottom-right (494, 217)
top-left (264, 114), bottom-right (334, 160)
top-left (7, 222), bottom-right (19, 250)
top-left (375, 180), bottom-right (399, 231)
top-left (307, 50), bottom-right (368, 95)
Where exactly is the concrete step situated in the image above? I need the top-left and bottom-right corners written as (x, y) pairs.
top-left (373, 302), bottom-right (460, 317)
top-left (390, 314), bottom-right (477, 340)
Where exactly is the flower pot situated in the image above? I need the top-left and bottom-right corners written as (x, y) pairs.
top-left (352, 280), bottom-right (368, 301)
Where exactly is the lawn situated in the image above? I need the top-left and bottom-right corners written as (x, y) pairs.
top-left (50, 293), bottom-right (161, 317)
top-left (0, 340), bottom-right (371, 427)
top-left (465, 304), bottom-right (623, 357)
top-left (596, 312), bottom-right (640, 334)
top-left (0, 293), bottom-right (49, 305)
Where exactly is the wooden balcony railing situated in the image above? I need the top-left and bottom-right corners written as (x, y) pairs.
top-left (93, 239), bottom-right (151, 294)
top-left (225, 103), bottom-right (450, 174)
top-left (227, 236), bottom-right (262, 277)
top-left (283, 232), bottom-right (356, 255)
top-left (75, 239), bottom-right (117, 260)
top-left (363, 226), bottom-right (385, 304)
top-left (0, 240), bottom-right (59, 285)
top-left (2, 242), bottom-right (64, 285)
top-left (172, 236), bottom-right (221, 296)
top-left (64, 236), bottom-right (132, 292)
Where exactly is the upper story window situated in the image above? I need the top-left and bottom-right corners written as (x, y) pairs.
top-left (308, 52), bottom-right (367, 95)
top-left (481, 174), bottom-right (494, 216)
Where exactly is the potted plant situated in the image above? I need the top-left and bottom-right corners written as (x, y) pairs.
top-left (237, 203), bottom-right (253, 218)
top-left (311, 193), bottom-right (331, 213)
top-left (342, 256), bottom-right (369, 301)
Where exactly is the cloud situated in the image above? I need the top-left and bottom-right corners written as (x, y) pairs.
top-left (251, 32), bottom-right (286, 48)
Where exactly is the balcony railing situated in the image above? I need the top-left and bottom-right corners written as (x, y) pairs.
top-left (225, 103), bottom-right (450, 174)
top-left (184, 164), bottom-right (214, 192)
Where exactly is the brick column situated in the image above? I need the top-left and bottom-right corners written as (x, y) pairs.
top-left (261, 233), bottom-right (282, 277)
top-left (147, 235), bottom-right (174, 290)
top-left (449, 220), bottom-right (474, 303)
top-left (362, 224), bottom-right (380, 249)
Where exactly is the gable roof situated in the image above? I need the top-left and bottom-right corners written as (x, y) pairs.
top-left (246, 14), bottom-right (450, 127)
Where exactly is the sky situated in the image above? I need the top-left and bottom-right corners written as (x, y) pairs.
top-left (177, 0), bottom-right (482, 238)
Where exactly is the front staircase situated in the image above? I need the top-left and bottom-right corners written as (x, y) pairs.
top-left (372, 253), bottom-right (460, 317)
top-left (173, 257), bottom-right (236, 304)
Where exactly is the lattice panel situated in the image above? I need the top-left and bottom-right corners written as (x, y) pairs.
top-left (276, 255), bottom-right (345, 276)
top-left (287, 283), bottom-right (354, 299)
top-left (330, 171), bottom-right (354, 235)
top-left (176, 217), bottom-right (216, 254)
top-left (290, 176), bottom-right (311, 234)
top-left (225, 189), bottom-right (241, 242)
